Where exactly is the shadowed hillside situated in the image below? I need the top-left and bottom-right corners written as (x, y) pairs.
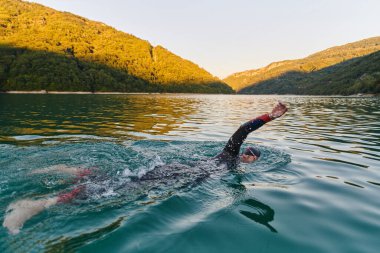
top-left (239, 51), bottom-right (380, 95)
top-left (0, 45), bottom-right (233, 93)
top-left (0, 0), bottom-right (233, 93)
top-left (224, 37), bottom-right (380, 95)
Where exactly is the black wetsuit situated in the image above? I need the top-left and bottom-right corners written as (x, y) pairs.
top-left (137, 114), bottom-right (272, 181)
top-left (66, 114), bottom-right (273, 200)
top-left (215, 113), bottom-right (272, 169)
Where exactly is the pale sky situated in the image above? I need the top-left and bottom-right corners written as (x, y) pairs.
top-left (29, 0), bottom-right (380, 78)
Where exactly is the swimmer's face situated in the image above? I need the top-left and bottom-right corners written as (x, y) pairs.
top-left (240, 154), bottom-right (258, 163)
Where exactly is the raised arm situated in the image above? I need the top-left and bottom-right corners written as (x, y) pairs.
top-left (223, 102), bottom-right (287, 157)
top-left (223, 114), bottom-right (271, 157)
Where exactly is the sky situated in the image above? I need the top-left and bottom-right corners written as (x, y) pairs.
top-left (29, 0), bottom-right (380, 78)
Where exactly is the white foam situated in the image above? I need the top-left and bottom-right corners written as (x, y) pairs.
top-left (101, 189), bottom-right (118, 197)
top-left (137, 155), bottom-right (165, 179)
top-left (122, 168), bottom-right (133, 177)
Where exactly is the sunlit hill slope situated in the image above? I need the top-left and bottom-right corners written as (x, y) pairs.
top-left (224, 37), bottom-right (380, 95)
top-left (0, 0), bottom-right (233, 93)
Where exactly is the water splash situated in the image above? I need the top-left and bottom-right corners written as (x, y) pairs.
top-left (0, 140), bottom-right (292, 252)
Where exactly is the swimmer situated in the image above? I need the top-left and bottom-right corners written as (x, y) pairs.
top-left (3, 101), bottom-right (287, 234)
top-left (216, 101), bottom-right (287, 168)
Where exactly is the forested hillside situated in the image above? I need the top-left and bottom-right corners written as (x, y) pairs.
top-left (224, 37), bottom-right (380, 95)
top-left (0, 0), bottom-right (233, 93)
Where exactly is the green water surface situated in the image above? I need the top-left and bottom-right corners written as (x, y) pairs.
top-left (0, 94), bottom-right (379, 253)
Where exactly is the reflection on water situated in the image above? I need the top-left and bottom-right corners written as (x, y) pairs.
top-left (239, 198), bottom-right (277, 233)
top-left (1, 95), bottom-right (379, 152)
top-left (45, 217), bottom-right (124, 253)
top-left (0, 94), bottom-right (199, 141)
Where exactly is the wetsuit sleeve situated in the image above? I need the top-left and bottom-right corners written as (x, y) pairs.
top-left (223, 113), bottom-right (272, 157)
top-left (57, 186), bottom-right (85, 203)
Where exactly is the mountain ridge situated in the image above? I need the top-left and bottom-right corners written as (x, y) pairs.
top-left (0, 0), bottom-right (233, 93)
top-left (224, 37), bottom-right (380, 94)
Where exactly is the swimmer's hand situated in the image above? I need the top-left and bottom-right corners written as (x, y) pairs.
top-left (269, 101), bottom-right (288, 119)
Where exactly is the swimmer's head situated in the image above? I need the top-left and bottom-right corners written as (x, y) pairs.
top-left (240, 147), bottom-right (261, 163)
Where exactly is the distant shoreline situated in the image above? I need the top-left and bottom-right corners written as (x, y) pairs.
top-left (0, 91), bottom-right (161, 95)
top-left (0, 91), bottom-right (377, 96)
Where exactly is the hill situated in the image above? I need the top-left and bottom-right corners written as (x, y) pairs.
top-left (223, 37), bottom-right (380, 95)
top-left (0, 0), bottom-right (233, 93)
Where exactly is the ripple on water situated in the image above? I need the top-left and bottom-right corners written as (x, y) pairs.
top-left (1, 95), bottom-right (379, 253)
top-left (0, 140), bottom-right (293, 252)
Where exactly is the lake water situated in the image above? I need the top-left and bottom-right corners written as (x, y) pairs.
top-left (0, 94), bottom-right (379, 253)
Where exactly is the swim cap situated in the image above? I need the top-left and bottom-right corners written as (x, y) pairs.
top-left (244, 147), bottom-right (261, 157)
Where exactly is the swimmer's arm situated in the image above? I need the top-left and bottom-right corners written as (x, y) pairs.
top-left (223, 114), bottom-right (272, 157)
top-left (222, 102), bottom-right (288, 157)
